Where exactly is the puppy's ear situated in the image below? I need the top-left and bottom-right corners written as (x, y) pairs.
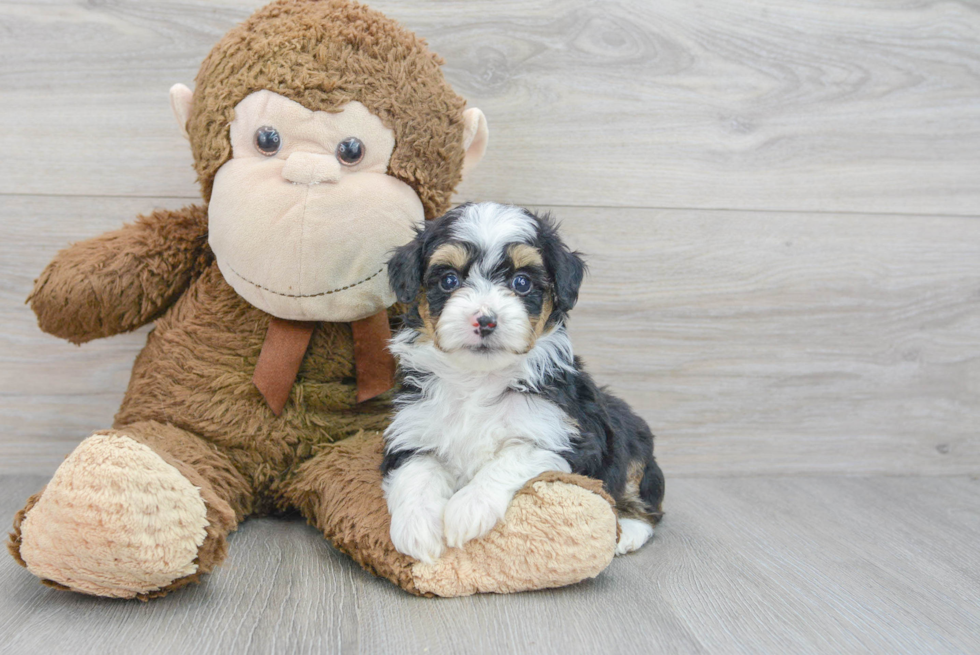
top-left (387, 234), bottom-right (425, 304)
top-left (550, 245), bottom-right (586, 313)
top-left (538, 214), bottom-right (587, 313)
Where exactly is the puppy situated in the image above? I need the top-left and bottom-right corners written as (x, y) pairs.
top-left (381, 202), bottom-right (664, 564)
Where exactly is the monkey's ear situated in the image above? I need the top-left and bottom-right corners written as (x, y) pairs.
top-left (461, 108), bottom-right (489, 180)
top-left (387, 236), bottom-right (425, 304)
top-left (169, 83), bottom-right (194, 140)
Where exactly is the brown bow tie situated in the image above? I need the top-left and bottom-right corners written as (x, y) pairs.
top-left (252, 310), bottom-right (396, 416)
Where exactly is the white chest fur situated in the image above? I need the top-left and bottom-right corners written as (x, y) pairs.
top-left (384, 343), bottom-right (578, 486)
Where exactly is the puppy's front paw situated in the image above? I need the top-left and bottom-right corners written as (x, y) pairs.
top-left (389, 507), bottom-right (445, 564)
top-left (443, 486), bottom-right (510, 548)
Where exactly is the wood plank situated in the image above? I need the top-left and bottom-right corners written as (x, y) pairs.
top-left (2, 474), bottom-right (978, 653)
top-left (558, 206), bottom-right (980, 476)
top-left (2, 196), bottom-right (978, 475)
top-left (1, 0), bottom-right (978, 215)
top-left (0, 196), bottom-right (181, 473)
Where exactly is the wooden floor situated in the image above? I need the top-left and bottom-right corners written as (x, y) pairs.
top-left (1, 0), bottom-right (979, 653)
top-left (3, 473), bottom-right (979, 654)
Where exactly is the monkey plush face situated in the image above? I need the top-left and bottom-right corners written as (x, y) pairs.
top-left (206, 90), bottom-right (424, 321)
top-left (168, 0), bottom-right (489, 322)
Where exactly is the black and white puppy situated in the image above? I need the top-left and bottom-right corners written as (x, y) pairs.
top-left (382, 202), bottom-right (664, 563)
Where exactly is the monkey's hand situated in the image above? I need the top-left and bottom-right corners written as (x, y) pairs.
top-left (28, 204), bottom-right (211, 344)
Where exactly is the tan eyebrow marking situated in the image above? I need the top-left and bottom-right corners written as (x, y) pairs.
top-left (508, 243), bottom-right (544, 269)
top-left (428, 243), bottom-right (470, 271)
top-left (417, 296), bottom-right (440, 348)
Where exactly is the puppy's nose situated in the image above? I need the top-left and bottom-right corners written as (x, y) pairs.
top-left (474, 314), bottom-right (497, 337)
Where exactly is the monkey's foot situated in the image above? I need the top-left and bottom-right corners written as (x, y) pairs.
top-left (411, 472), bottom-right (619, 596)
top-left (11, 433), bottom-right (210, 599)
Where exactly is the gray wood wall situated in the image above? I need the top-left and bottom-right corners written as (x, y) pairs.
top-left (1, 0), bottom-right (978, 476)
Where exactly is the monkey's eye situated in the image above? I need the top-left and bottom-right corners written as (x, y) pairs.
top-left (511, 274), bottom-right (532, 295)
top-left (336, 137), bottom-right (365, 166)
top-left (439, 271), bottom-right (460, 292)
top-left (254, 126), bottom-right (282, 156)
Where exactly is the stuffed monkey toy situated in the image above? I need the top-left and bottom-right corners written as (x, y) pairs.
top-left (7, 0), bottom-right (619, 599)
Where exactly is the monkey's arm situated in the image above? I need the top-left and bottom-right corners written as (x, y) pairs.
top-left (29, 204), bottom-right (212, 344)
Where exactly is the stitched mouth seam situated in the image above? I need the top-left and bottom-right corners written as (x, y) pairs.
top-left (227, 264), bottom-right (384, 298)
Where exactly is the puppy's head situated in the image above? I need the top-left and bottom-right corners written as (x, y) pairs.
top-left (388, 202), bottom-right (585, 363)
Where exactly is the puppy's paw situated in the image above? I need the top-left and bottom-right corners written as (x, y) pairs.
top-left (443, 485), bottom-right (510, 548)
top-left (389, 507), bottom-right (446, 564)
top-left (615, 518), bottom-right (655, 555)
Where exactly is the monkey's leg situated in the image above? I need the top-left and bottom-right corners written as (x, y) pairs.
top-left (281, 431), bottom-right (619, 597)
top-left (8, 421), bottom-right (252, 600)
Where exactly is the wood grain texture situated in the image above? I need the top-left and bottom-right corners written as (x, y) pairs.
top-left (2, 473), bottom-right (979, 654)
top-left (0, 196), bottom-right (181, 475)
top-left (0, 0), bottom-right (978, 214)
top-left (558, 206), bottom-right (980, 476)
top-left (3, 197), bottom-right (978, 476)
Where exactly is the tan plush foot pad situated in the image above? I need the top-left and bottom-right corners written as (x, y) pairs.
top-left (412, 472), bottom-right (619, 596)
top-left (16, 433), bottom-right (210, 599)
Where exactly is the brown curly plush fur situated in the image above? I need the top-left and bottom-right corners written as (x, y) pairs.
top-left (188, 0), bottom-right (467, 218)
top-left (115, 252), bottom-right (394, 515)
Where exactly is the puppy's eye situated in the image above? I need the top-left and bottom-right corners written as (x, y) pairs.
top-left (439, 272), bottom-right (460, 292)
top-left (511, 274), bottom-right (532, 295)
top-left (336, 137), bottom-right (365, 166)
top-left (254, 126), bottom-right (282, 156)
